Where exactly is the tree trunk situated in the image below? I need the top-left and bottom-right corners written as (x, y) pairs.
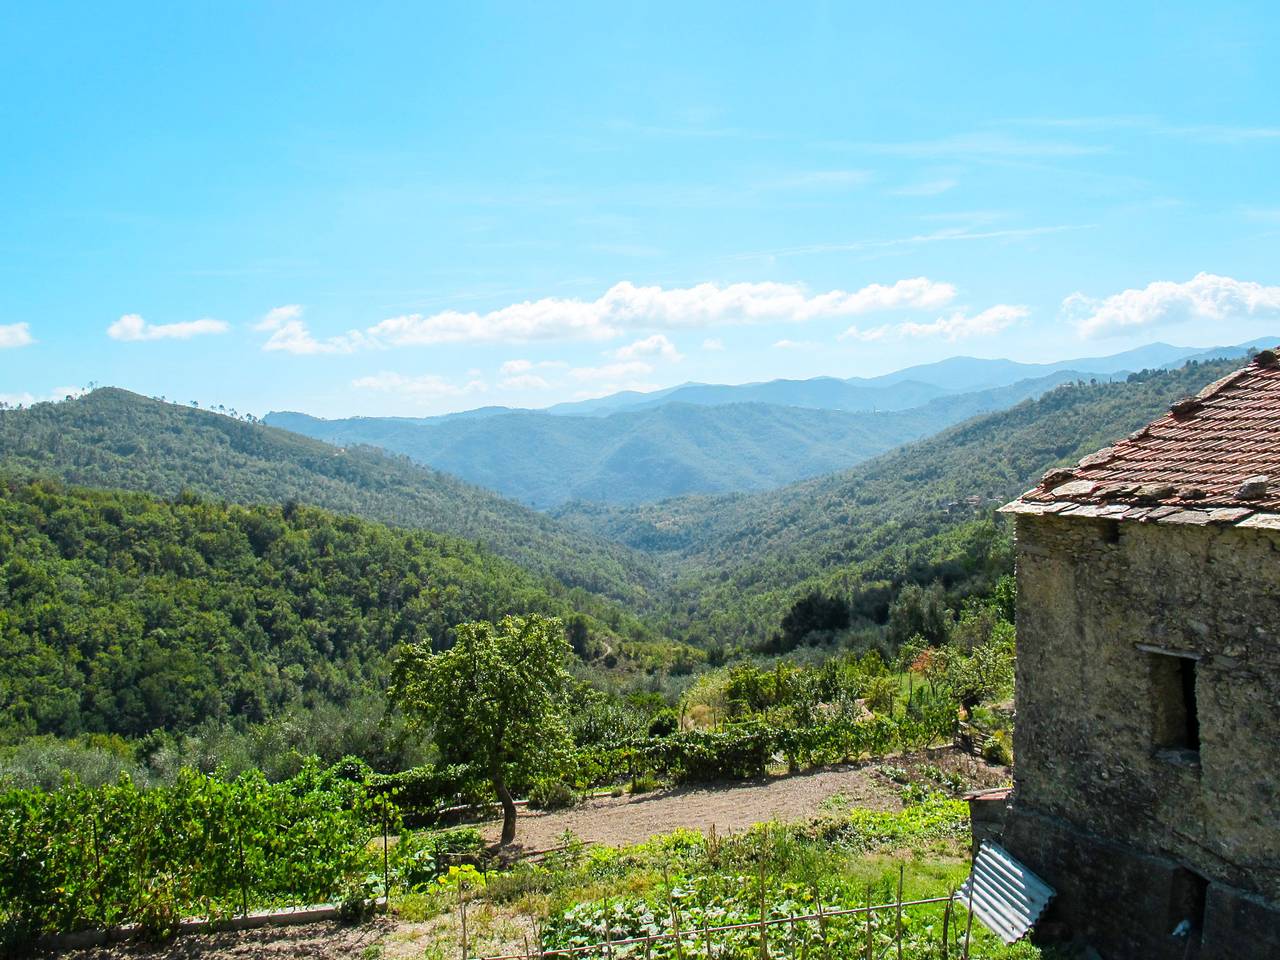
top-left (494, 770), bottom-right (517, 845)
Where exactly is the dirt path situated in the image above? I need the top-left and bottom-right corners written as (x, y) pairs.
top-left (480, 763), bottom-right (902, 853)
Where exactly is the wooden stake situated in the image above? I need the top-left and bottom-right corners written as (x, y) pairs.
top-left (863, 885), bottom-right (873, 960)
top-left (941, 888), bottom-right (953, 960)
top-left (962, 878), bottom-right (975, 960)
top-left (815, 890), bottom-right (831, 960)
top-left (896, 865), bottom-right (905, 960)
top-left (664, 865), bottom-right (685, 960)
top-left (460, 884), bottom-right (469, 960)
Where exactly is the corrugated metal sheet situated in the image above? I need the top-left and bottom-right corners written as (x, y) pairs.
top-left (959, 841), bottom-right (1055, 944)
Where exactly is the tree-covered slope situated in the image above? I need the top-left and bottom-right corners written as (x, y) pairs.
top-left (0, 388), bottom-right (662, 609)
top-left (554, 358), bottom-right (1241, 645)
top-left (266, 372), bottom-right (1081, 508)
top-left (0, 477), bottom-right (658, 740)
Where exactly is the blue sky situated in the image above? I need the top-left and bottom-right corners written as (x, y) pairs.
top-left (3, 2), bottom-right (1280, 417)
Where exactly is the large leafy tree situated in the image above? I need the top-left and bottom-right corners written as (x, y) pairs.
top-left (390, 614), bottom-right (571, 845)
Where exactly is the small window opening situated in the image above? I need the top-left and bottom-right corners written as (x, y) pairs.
top-left (1151, 651), bottom-right (1200, 752)
top-left (1169, 868), bottom-right (1208, 943)
top-left (1100, 518), bottom-right (1121, 543)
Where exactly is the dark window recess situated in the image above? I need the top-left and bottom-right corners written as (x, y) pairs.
top-left (1169, 868), bottom-right (1208, 942)
top-left (1101, 518), bottom-right (1121, 544)
top-left (1151, 651), bottom-right (1200, 752)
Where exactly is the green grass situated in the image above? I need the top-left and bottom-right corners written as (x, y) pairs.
top-left (391, 793), bottom-right (1047, 959)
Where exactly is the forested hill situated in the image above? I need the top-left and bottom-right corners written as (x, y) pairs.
top-left (0, 477), bottom-right (664, 740)
top-left (554, 358), bottom-right (1242, 646)
top-left (0, 388), bottom-right (662, 610)
top-left (267, 372), bottom-right (1081, 508)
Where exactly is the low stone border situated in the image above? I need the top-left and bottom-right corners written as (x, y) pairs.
top-left (38, 897), bottom-right (387, 952)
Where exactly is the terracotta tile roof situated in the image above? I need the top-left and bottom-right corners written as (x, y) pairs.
top-left (1002, 349), bottom-right (1280, 528)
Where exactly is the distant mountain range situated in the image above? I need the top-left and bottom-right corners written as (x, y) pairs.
top-left (550, 355), bottom-right (1245, 646)
top-left (266, 338), bottom-right (1273, 508)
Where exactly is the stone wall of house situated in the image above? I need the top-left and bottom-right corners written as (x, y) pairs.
top-left (1007, 512), bottom-right (1280, 955)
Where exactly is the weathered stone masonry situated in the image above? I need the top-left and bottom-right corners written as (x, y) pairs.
top-left (1003, 511), bottom-right (1280, 958)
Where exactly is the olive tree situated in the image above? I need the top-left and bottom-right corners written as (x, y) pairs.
top-left (390, 614), bottom-right (571, 845)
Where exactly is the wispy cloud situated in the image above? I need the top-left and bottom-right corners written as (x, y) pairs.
top-left (257, 305), bottom-right (368, 355)
top-left (499, 358), bottom-right (568, 376)
top-left (107, 314), bottom-right (228, 342)
top-left (1064, 273), bottom-right (1280, 338)
top-left (1003, 115), bottom-right (1280, 145)
top-left (702, 338), bottom-right (725, 351)
top-left (0, 322), bottom-right (34, 349)
top-left (501, 373), bottom-right (553, 390)
top-left (570, 360), bottom-right (654, 382)
top-left (841, 132), bottom-right (1107, 161)
top-left (363, 277), bottom-right (956, 346)
top-left (351, 371), bottom-right (487, 401)
top-left (611, 334), bottom-right (683, 362)
top-left (255, 304), bottom-right (303, 331)
top-left (0, 385), bottom-right (84, 406)
top-left (742, 224), bottom-right (1089, 260)
top-left (842, 304), bottom-right (1028, 342)
top-left (889, 178), bottom-right (958, 197)
top-left (761, 169), bottom-right (874, 190)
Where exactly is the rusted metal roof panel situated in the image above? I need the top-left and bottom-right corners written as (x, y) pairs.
top-left (959, 841), bottom-right (1055, 945)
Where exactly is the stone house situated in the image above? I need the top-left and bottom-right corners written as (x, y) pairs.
top-left (994, 351), bottom-right (1280, 958)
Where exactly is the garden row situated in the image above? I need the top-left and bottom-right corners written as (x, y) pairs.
top-left (1, 705), bottom-right (958, 947)
top-left (378, 698), bottom-right (959, 822)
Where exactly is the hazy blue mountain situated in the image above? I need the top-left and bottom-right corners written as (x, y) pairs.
top-left (536, 338), bottom-right (1269, 417)
top-left (267, 371), bottom-right (1082, 508)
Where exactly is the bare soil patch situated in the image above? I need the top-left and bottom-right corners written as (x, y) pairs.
top-left (482, 763), bottom-right (901, 854)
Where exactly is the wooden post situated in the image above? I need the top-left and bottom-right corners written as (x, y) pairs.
top-left (236, 818), bottom-right (249, 918)
top-left (89, 813), bottom-right (105, 923)
top-left (863, 885), bottom-right (873, 960)
top-left (758, 845), bottom-right (769, 960)
top-left (815, 891), bottom-right (831, 960)
top-left (896, 865), bottom-right (904, 960)
top-left (664, 865), bottom-right (685, 960)
top-left (382, 797), bottom-right (390, 906)
top-left (460, 883), bottom-right (469, 960)
top-left (941, 888), bottom-right (953, 960)
top-left (962, 878), bottom-right (975, 960)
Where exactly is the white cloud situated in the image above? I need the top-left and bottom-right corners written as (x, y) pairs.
top-left (839, 325), bottom-right (892, 343)
top-left (361, 278), bottom-right (956, 346)
top-left (702, 338), bottom-right (725, 351)
top-left (351, 372), bottom-right (487, 400)
top-left (260, 306), bottom-right (368, 355)
top-left (0, 385), bottom-right (85, 406)
top-left (1065, 273), bottom-right (1280, 338)
top-left (772, 339), bottom-right (818, 349)
top-left (841, 304), bottom-right (1028, 342)
top-left (0, 323), bottom-right (34, 349)
top-left (108, 314), bottom-right (229, 342)
top-left (569, 361), bottom-right (654, 382)
top-left (897, 304), bottom-right (1029, 340)
top-left (610, 334), bottom-right (683, 362)
top-left (255, 304), bottom-right (303, 331)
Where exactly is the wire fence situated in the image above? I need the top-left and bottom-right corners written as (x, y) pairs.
top-left (464, 866), bottom-right (982, 960)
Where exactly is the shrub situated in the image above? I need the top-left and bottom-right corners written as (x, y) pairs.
top-left (647, 709), bottom-right (679, 738)
top-left (528, 779), bottom-right (579, 811)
